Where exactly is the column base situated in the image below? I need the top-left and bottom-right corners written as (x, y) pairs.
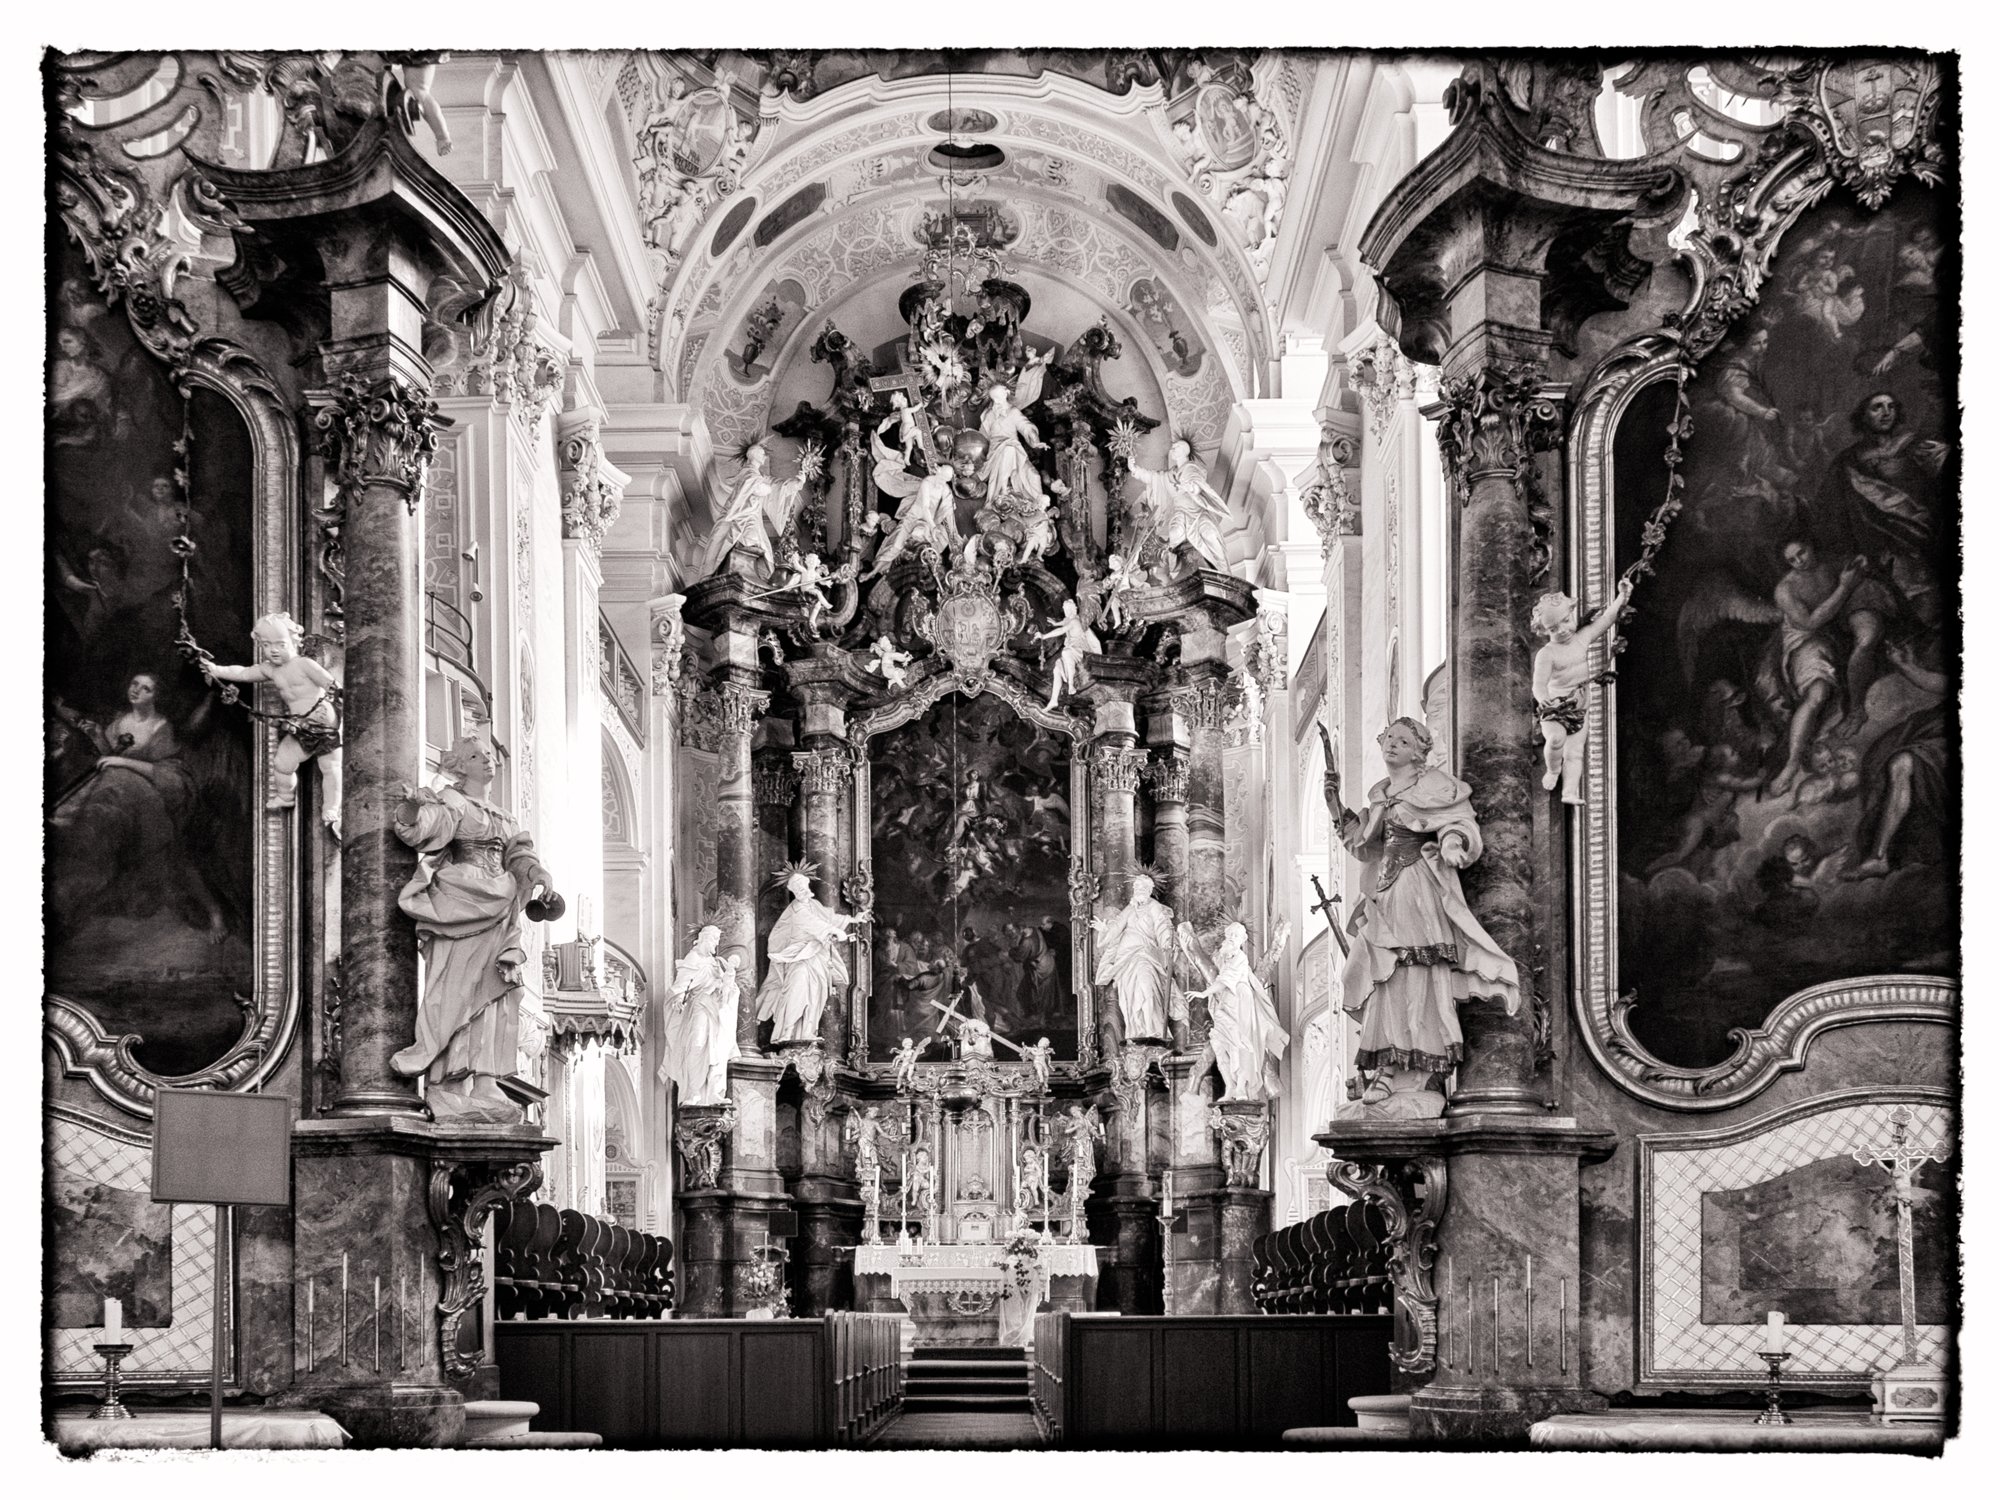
top-left (1409, 1383), bottom-right (1607, 1441)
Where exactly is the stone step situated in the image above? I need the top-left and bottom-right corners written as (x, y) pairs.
top-left (466, 1431), bottom-right (605, 1449)
top-left (911, 1345), bottom-right (1025, 1362)
top-left (906, 1376), bottom-right (1031, 1397)
top-left (463, 1399), bottom-right (540, 1443)
top-left (908, 1358), bottom-right (1030, 1375)
top-left (903, 1393), bottom-right (1034, 1414)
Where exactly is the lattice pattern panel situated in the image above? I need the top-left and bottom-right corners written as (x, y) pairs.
top-left (48, 1109), bottom-right (229, 1385)
top-left (1641, 1094), bottom-right (1949, 1386)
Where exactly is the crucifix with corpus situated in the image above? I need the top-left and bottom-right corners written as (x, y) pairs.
top-left (868, 367), bottom-right (939, 469)
top-left (1852, 1104), bottom-right (1951, 1371)
top-left (925, 985), bottom-right (1026, 1062)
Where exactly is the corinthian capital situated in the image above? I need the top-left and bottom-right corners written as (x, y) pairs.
top-left (1091, 743), bottom-right (1148, 796)
top-left (313, 374), bottom-right (444, 514)
top-left (718, 684), bottom-right (770, 740)
top-left (1433, 365), bottom-right (1564, 503)
top-left (557, 411), bottom-right (631, 557)
top-left (793, 746), bottom-right (851, 797)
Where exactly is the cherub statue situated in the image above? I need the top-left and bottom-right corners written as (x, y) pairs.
top-left (1036, 599), bottom-right (1102, 711)
top-left (1530, 578), bottom-right (1632, 805)
top-left (891, 1035), bottom-right (921, 1090)
top-left (866, 634), bottom-right (914, 690)
top-left (1016, 1143), bottom-right (1049, 1220)
top-left (775, 550), bottom-right (836, 632)
top-left (1178, 919), bottom-right (1290, 1103)
top-left (198, 611), bottom-right (343, 833)
top-left (877, 391), bottom-right (927, 467)
top-left (1102, 552), bottom-right (1143, 631)
top-left (1024, 1036), bottom-right (1054, 1092)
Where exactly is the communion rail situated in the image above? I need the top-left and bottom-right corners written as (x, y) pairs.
top-left (1030, 1311), bottom-right (1393, 1447)
top-left (494, 1313), bottom-right (904, 1447)
top-left (491, 1201), bottom-right (674, 1320)
top-left (1250, 1201), bottom-right (1394, 1315)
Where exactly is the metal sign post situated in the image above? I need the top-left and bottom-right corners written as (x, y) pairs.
top-left (150, 1090), bottom-right (293, 1450)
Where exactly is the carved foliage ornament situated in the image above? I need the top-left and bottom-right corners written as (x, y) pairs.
top-left (1300, 433), bottom-right (1359, 554)
top-left (558, 417), bottom-right (626, 553)
top-left (1433, 365), bottom-right (1563, 505)
top-left (314, 376), bottom-right (444, 515)
top-left (1328, 1155), bottom-right (1447, 1376)
top-left (428, 1156), bottom-right (543, 1381)
top-left (674, 1101), bottom-right (736, 1189)
top-left (1209, 1104), bottom-right (1273, 1188)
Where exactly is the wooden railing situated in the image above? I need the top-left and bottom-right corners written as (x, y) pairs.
top-left (827, 1312), bottom-right (904, 1443)
top-left (1250, 1201), bottom-right (1393, 1315)
top-left (492, 1200), bottom-right (673, 1320)
top-left (1032, 1309), bottom-right (1069, 1445)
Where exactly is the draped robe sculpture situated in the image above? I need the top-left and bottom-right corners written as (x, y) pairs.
top-left (756, 870), bottom-right (861, 1044)
top-left (1088, 873), bottom-right (1176, 1041)
top-left (660, 922), bottom-right (740, 1106)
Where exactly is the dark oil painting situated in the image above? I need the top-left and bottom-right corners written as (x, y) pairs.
top-left (45, 234), bottom-right (257, 1079)
top-left (867, 691), bottom-right (1076, 1062)
top-left (1615, 186), bottom-right (1957, 1067)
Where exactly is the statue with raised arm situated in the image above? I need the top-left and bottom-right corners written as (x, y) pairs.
top-left (864, 437), bottom-right (959, 578)
top-left (197, 610), bottom-right (342, 832)
top-left (755, 868), bottom-right (862, 1044)
top-left (659, 923), bottom-right (741, 1107)
top-left (890, 1034), bottom-right (921, 1089)
top-left (1179, 918), bottom-right (1290, 1103)
top-left (1036, 599), bottom-right (1101, 711)
top-left (979, 383), bottom-right (1049, 509)
top-left (695, 442), bottom-right (821, 580)
top-left (1088, 873), bottom-right (1176, 1041)
top-left (390, 735), bottom-right (557, 1123)
top-left (1530, 578), bottom-right (1632, 805)
top-left (1325, 717), bottom-right (1521, 1119)
top-left (1126, 439), bottom-right (1232, 576)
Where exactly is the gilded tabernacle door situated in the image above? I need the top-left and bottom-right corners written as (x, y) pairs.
top-left (1569, 86), bottom-right (1958, 1109)
top-left (848, 672), bottom-right (1092, 1068)
top-left (44, 228), bottom-right (301, 1115)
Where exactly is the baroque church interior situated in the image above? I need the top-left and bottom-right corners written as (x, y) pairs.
top-left (39, 42), bottom-right (1962, 1459)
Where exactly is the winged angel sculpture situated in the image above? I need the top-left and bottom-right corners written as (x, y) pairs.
top-left (1176, 915), bottom-right (1290, 1103)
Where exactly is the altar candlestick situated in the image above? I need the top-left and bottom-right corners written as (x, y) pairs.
top-left (103, 1298), bottom-right (122, 1340)
top-left (1492, 1277), bottom-right (1500, 1375)
top-left (1559, 1277), bottom-right (1568, 1376)
top-left (1441, 1256), bottom-right (1453, 1368)
top-left (1163, 1170), bottom-right (1175, 1218)
top-left (305, 1277), bottom-right (314, 1372)
top-left (1764, 1310), bottom-right (1788, 1354)
top-left (341, 1253), bottom-right (349, 1366)
top-left (373, 1276), bottom-right (382, 1373)
top-left (398, 1272), bottom-right (406, 1371)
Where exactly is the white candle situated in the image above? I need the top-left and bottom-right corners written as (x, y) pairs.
top-left (103, 1298), bottom-right (122, 1339)
top-left (1763, 1310), bottom-right (1788, 1354)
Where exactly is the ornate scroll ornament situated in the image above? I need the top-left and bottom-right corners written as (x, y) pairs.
top-left (650, 595), bottom-right (687, 697)
top-left (1111, 1040), bottom-right (1172, 1115)
top-left (1352, 336), bottom-right (1418, 442)
top-left (840, 859), bottom-right (875, 917)
top-left (430, 255), bottom-right (563, 424)
top-left (1091, 743), bottom-right (1149, 797)
top-left (1209, 1103), bottom-right (1274, 1188)
top-left (1300, 434), bottom-right (1359, 554)
top-left (1327, 1155), bottom-right (1447, 1377)
top-left (674, 1100), bottom-right (737, 1190)
top-left (915, 556), bottom-right (1032, 685)
top-left (556, 414), bottom-right (629, 557)
top-left (313, 375), bottom-right (444, 515)
top-left (429, 1156), bottom-right (543, 1381)
top-left (718, 684), bottom-right (771, 740)
top-left (785, 1042), bottom-right (840, 1127)
top-left (1147, 751), bottom-right (1192, 803)
top-left (1781, 59), bottom-right (1945, 212)
top-left (794, 746), bottom-right (851, 798)
top-left (1068, 859), bottom-right (1102, 921)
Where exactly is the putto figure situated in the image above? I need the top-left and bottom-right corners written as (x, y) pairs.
top-left (1325, 717), bottom-right (1520, 1118)
top-left (659, 923), bottom-right (741, 1107)
top-left (198, 610), bottom-right (343, 831)
top-left (756, 867), bottom-right (863, 1044)
top-left (1530, 577), bottom-right (1631, 805)
top-left (1036, 599), bottom-right (1101, 711)
top-left (1089, 873), bottom-right (1176, 1042)
top-left (390, 736), bottom-right (557, 1123)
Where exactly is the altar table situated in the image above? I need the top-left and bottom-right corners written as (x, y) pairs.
top-left (853, 1243), bottom-right (1101, 1346)
top-left (51, 1408), bottom-right (351, 1454)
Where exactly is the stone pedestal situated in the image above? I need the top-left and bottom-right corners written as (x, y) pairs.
top-left (1318, 1114), bottom-right (1614, 1442)
top-left (288, 1117), bottom-right (551, 1447)
top-left (672, 1062), bottom-right (793, 1316)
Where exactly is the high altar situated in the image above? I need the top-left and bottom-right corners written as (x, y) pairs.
top-left (665, 219), bottom-right (1287, 1336)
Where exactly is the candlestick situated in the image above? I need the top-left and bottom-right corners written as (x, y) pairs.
top-left (91, 1340), bottom-right (136, 1421)
top-left (373, 1276), bottom-right (382, 1373)
top-left (1492, 1277), bottom-right (1500, 1375)
top-left (305, 1276), bottom-right (315, 1373)
top-left (1525, 1255), bottom-right (1534, 1370)
top-left (341, 1252), bottom-right (349, 1366)
top-left (1559, 1277), bottom-right (1568, 1377)
top-left (1755, 1349), bottom-right (1793, 1425)
top-left (1763, 1309), bottom-right (1788, 1355)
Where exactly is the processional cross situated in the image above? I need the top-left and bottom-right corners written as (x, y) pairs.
top-left (1852, 1104), bottom-right (1951, 1367)
top-left (924, 993), bottom-right (1025, 1058)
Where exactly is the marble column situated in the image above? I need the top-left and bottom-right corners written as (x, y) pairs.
top-left (715, 672), bottom-right (769, 1054)
top-left (1146, 750), bottom-right (1192, 912)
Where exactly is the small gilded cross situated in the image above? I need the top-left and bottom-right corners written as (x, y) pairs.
top-left (1853, 1104), bottom-right (1950, 1367)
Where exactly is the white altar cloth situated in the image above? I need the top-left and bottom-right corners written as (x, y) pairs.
top-left (853, 1243), bottom-right (1100, 1297)
top-left (53, 1409), bottom-right (351, 1454)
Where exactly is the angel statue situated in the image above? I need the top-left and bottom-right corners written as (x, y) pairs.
top-left (1178, 919), bottom-right (1290, 1103)
top-left (1531, 578), bottom-right (1632, 805)
top-left (755, 866), bottom-right (863, 1044)
top-left (866, 635), bottom-right (915, 689)
top-left (890, 1034), bottom-right (922, 1089)
top-left (753, 549), bottom-right (840, 633)
top-left (1088, 873), bottom-right (1176, 1042)
top-left (390, 735), bottom-right (558, 1124)
top-left (1325, 717), bottom-right (1521, 1119)
top-left (1126, 439), bottom-right (1232, 576)
top-left (694, 442), bottom-right (822, 580)
top-left (1036, 599), bottom-right (1101, 711)
top-left (1016, 1143), bottom-right (1050, 1220)
top-left (980, 383), bottom-right (1050, 509)
top-left (1059, 1104), bottom-right (1105, 1242)
top-left (877, 391), bottom-right (929, 467)
top-left (197, 611), bottom-right (343, 833)
top-left (864, 446), bottom-right (960, 579)
top-left (1024, 1035), bottom-right (1054, 1092)
top-left (1101, 552), bottom-right (1144, 631)
top-left (659, 923), bottom-right (741, 1107)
